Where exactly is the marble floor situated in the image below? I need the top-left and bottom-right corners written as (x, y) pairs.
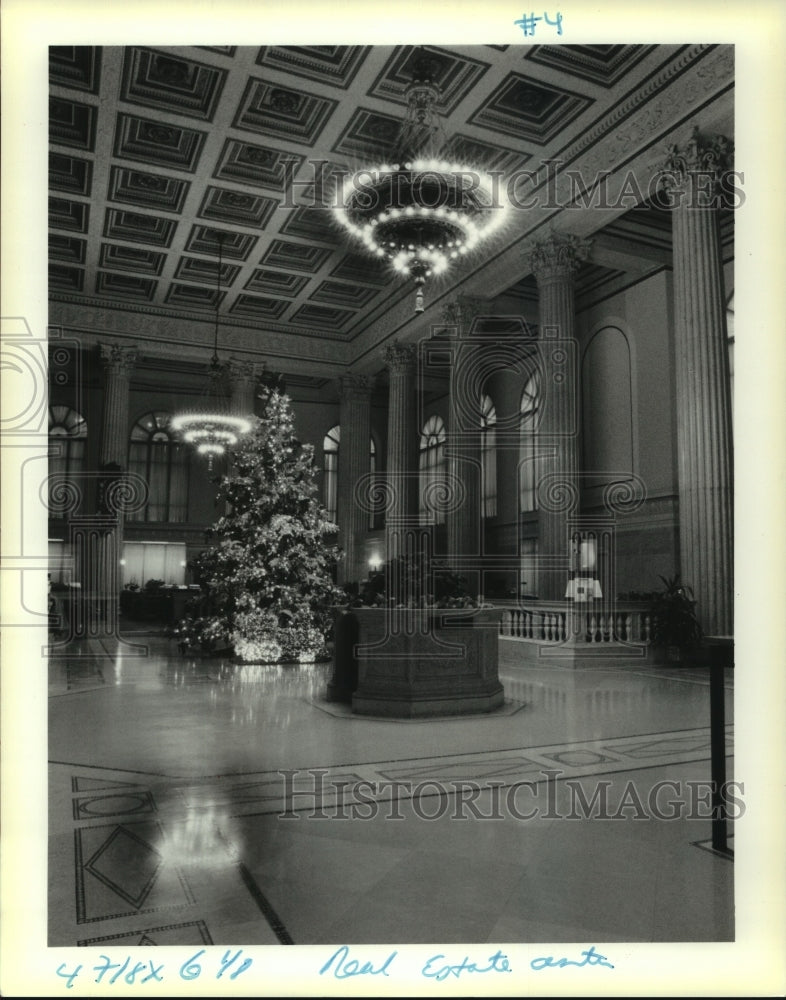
top-left (45, 628), bottom-right (736, 954)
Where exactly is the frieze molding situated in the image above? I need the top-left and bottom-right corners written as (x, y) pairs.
top-left (561, 45), bottom-right (733, 174)
top-left (49, 307), bottom-right (351, 369)
top-left (49, 293), bottom-right (351, 344)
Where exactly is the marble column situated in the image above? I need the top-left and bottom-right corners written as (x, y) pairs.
top-left (443, 297), bottom-right (484, 598)
top-left (99, 345), bottom-right (137, 466)
top-left (660, 128), bottom-right (734, 637)
top-left (98, 344), bottom-right (137, 629)
top-left (336, 372), bottom-right (375, 586)
top-left (227, 358), bottom-right (263, 418)
top-left (525, 234), bottom-right (591, 601)
top-left (382, 342), bottom-right (419, 578)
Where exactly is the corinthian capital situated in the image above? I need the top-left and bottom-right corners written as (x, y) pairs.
top-left (99, 344), bottom-right (137, 378)
top-left (338, 372), bottom-right (375, 401)
top-left (659, 125), bottom-right (734, 199)
top-left (440, 295), bottom-right (486, 334)
top-left (525, 233), bottom-right (592, 283)
top-left (226, 357), bottom-right (265, 387)
top-left (382, 340), bottom-right (417, 375)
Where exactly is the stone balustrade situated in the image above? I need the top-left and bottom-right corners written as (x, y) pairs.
top-left (496, 600), bottom-right (654, 646)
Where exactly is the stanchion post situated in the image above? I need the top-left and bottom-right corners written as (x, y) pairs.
top-left (709, 657), bottom-right (728, 853)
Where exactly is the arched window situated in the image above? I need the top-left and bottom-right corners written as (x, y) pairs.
top-left (519, 372), bottom-right (541, 513)
top-left (480, 393), bottom-right (497, 519)
top-left (127, 411), bottom-right (189, 523)
top-left (323, 425), bottom-right (340, 523)
top-left (48, 405), bottom-right (87, 491)
top-left (419, 414), bottom-right (447, 524)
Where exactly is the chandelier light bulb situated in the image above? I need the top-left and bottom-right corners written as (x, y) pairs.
top-left (171, 236), bottom-right (253, 471)
top-left (331, 59), bottom-right (510, 313)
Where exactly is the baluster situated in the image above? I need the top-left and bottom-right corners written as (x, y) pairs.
top-left (588, 614), bottom-right (597, 643)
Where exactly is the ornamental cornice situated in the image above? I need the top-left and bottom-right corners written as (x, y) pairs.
top-left (524, 234), bottom-right (592, 283)
top-left (561, 45), bottom-right (733, 177)
top-left (49, 295), bottom-right (353, 359)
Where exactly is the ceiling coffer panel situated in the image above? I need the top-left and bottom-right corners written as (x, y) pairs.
top-left (120, 48), bottom-right (228, 121)
top-left (256, 46), bottom-right (372, 88)
top-left (232, 79), bottom-right (339, 143)
top-left (45, 44), bottom-right (733, 357)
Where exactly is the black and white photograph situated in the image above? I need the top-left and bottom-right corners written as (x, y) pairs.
top-left (1, 1), bottom-right (785, 997)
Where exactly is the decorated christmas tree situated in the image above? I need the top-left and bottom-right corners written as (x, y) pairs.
top-left (180, 387), bottom-right (343, 663)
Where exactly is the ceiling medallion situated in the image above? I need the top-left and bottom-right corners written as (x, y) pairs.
top-left (171, 235), bottom-right (251, 470)
top-left (333, 54), bottom-right (509, 313)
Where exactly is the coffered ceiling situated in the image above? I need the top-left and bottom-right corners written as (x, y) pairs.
top-left (48, 43), bottom-right (735, 377)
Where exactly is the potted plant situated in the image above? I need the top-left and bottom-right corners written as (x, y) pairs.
top-left (649, 574), bottom-right (703, 664)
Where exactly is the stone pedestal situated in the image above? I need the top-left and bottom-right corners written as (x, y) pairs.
top-left (347, 607), bottom-right (504, 717)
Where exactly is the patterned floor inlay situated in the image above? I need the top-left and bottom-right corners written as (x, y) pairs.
top-left (74, 821), bottom-right (194, 923)
top-left (73, 791), bottom-right (157, 820)
top-left (50, 764), bottom-right (291, 947)
top-left (55, 725), bottom-right (733, 826)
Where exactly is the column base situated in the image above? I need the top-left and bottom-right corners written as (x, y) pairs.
top-left (352, 684), bottom-right (504, 718)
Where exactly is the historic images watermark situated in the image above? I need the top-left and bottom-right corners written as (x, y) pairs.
top-left (277, 768), bottom-right (745, 822)
top-left (281, 155), bottom-right (745, 213)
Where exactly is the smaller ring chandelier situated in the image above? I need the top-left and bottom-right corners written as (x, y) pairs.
top-left (333, 54), bottom-right (509, 313)
top-left (171, 236), bottom-right (252, 470)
